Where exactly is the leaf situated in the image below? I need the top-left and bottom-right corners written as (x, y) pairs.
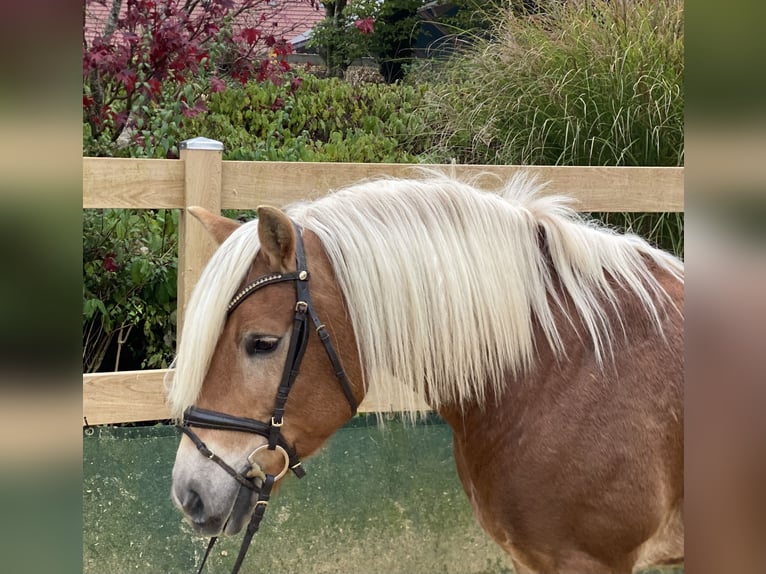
top-left (83, 298), bottom-right (108, 320)
top-left (83, 298), bottom-right (97, 319)
top-left (129, 260), bottom-right (144, 285)
top-left (210, 76), bottom-right (226, 93)
top-left (239, 27), bottom-right (260, 45)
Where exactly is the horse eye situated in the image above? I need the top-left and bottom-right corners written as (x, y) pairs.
top-left (244, 335), bottom-right (280, 356)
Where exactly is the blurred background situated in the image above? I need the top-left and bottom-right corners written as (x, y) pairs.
top-left (685, 2), bottom-right (766, 573)
top-left (0, 1), bottom-right (82, 572)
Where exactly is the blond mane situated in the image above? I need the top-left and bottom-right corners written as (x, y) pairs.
top-left (167, 173), bottom-right (683, 419)
top-left (166, 218), bottom-right (263, 419)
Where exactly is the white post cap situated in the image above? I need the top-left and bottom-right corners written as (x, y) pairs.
top-left (179, 137), bottom-right (224, 151)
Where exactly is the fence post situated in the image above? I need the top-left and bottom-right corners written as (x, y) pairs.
top-left (177, 137), bottom-right (224, 337)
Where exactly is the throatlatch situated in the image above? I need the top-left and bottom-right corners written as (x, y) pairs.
top-left (178, 222), bottom-right (357, 574)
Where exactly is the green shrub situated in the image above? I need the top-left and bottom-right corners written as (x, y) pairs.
top-left (308, 1), bottom-right (373, 78)
top-left (181, 74), bottom-right (433, 162)
top-left (308, 0), bottom-right (427, 81)
top-left (83, 209), bottom-right (178, 372)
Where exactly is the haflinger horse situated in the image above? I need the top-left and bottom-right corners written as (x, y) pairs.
top-left (168, 172), bottom-right (683, 574)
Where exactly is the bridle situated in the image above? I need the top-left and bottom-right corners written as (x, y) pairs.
top-left (178, 221), bottom-right (358, 574)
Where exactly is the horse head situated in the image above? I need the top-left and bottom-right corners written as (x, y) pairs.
top-left (170, 206), bottom-right (362, 537)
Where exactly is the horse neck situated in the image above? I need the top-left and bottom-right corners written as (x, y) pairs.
top-left (436, 322), bottom-right (562, 446)
top-left (438, 260), bottom-right (683, 442)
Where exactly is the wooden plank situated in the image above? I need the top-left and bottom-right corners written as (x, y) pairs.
top-left (360, 382), bottom-right (431, 413)
top-left (83, 157), bottom-right (185, 208)
top-left (221, 163), bottom-right (684, 212)
top-left (83, 370), bottom-right (172, 426)
top-left (83, 370), bottom-right (427, 426)
top-left (83, 158), bottom-right (683, 211)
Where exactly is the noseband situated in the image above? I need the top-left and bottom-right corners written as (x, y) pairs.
top-left (178, 221), bottom-right (358, 574)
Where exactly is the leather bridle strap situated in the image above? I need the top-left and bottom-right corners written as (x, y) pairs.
top-left (180, 221), bottom-right (358, 574)
top-left (182, 406), bottom-right (304, 476)
top-left (193, 474), bottom-right (276, 574)
top-left (313, 319), bottom-right (358, 413)
top-left (291, 222), bottom-right (358, 415)
top-left (226, 273), bottom-right (299, 317)
top-left (178, 424), bottom-right (260, 492)
top-left (268, 299), bottom-right (310, 449)
top-left (230, 474), bottom-right (275, 573)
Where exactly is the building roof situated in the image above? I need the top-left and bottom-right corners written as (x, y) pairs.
top-left (84, 0), bottom-right (324, 48)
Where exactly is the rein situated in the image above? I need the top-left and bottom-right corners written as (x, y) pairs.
top-left (179, 222), bottom-right (357, 574)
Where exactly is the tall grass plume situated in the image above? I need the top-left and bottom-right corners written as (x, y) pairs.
top-left (422, 0), bottom-right (684, 255)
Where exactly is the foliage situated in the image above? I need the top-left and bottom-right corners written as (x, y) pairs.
top-left (369, 0), bottom-right (426, 82)
top-left (421, 0), bottom-right (535, 48)
top-left (83, 0), bottom-right (301, 158)
top-left (308, 0), bottom-right (375, 78)
top-left (588, 211), bottom-right (684, 259)
top-left (309, 0), bottom-right (426, 81)
top-left (420, 0), bottom-right (684, 256)
top-left (83, 209), bottom-right (178, 372)
top-left (432, 0), bottom-right (498, 36)
top-left (181, 73), bottom-right (433, 162)
top-left (424, 0), bottom-right (684, 167)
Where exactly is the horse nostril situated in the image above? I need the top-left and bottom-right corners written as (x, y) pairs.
top-left (182, 488), bottom-right (206, 521)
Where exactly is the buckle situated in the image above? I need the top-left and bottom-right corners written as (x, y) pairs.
top-left (295, 301), bottom-right (308, 313)
top-left (271, 416), bottom-right (283, 427)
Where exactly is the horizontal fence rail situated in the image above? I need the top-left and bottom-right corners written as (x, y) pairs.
top-left (84, 159), bottom-right (684, 212)
top-left (83, 138), bottom-right (684, 426)
top-left (83, 369), bottom-right (429, 426)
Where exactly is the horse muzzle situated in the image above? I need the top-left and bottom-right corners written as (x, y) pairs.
top-left (172, 471), bottom-right (261, 537)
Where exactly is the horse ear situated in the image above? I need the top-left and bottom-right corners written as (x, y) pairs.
top-left (187, 206), bottom-right (240, 246)
top-left (257, 205), bottom-right (296, 272)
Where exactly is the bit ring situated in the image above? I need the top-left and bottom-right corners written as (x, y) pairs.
top-left (247, 444), bottom-right (290, 482)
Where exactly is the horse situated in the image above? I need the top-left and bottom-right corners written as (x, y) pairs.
top-left (168, 172), bottom-right (684, 574)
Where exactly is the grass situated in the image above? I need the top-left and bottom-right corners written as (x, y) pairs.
top-left (425, 0), bottom-right (684, 167)
top-left (418, 0), bottom-right (684, 255)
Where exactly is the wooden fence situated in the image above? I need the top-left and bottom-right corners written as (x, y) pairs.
top-left (82, 137), bottom-right (684, 426)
